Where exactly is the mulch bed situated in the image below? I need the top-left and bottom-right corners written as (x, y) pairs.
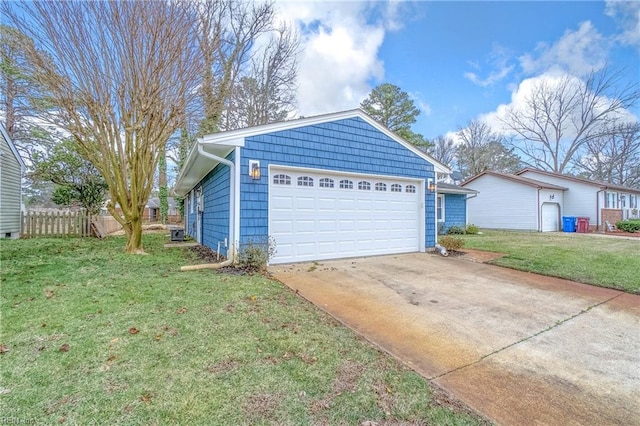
top-left (604, 231), bottom-right (640, 238)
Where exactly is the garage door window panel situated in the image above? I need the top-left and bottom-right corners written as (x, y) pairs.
top-left (273, 174), bottom-right (291, 185)
top-left (391, 184), bottom-right (402, 192)
top-left (406, 185), bottom-right (416, 193)
top-left (319, 178), bottom-right (335, 188)
top-left (340, 180), bottom-right (353, 189)
top-left (375, 183), bottom-right (387, 191)
top-left (358, 181), bottom-right (371, 190)
top-left (298, 176), bottom-right (314, 187)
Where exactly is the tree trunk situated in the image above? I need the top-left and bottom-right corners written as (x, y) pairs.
top-left (124, 213), bottom-right (145, 254)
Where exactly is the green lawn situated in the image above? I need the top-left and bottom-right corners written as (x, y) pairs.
top-left (0, 235), bottom-right (484, 425)
top-left (458, 231), bottom-right (640, 294)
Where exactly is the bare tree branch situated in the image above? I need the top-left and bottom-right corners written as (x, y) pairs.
top-left (3, 0), bottom-right (203, 253)
top-left (500, 68), bottom-right (640, 173)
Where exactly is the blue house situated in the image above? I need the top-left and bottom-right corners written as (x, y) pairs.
top-left (174, 109), bottom-right (450, 264)
top-left (436, 182), bottom-right (478, 234)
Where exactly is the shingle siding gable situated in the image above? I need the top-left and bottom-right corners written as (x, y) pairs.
top-left (239, 117), bottom-right (436, 249)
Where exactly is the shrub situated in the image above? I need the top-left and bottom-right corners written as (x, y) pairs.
top-left (616, 219), bottom-right (640, 233)
top-left (438, 236), bottom-right (464, 251)
top-left (465, 224), bottom-right (479, 235)
top-left (446, 225), bottom-right (465, 235)
top-left (238, 237), bottom-right (276, 272)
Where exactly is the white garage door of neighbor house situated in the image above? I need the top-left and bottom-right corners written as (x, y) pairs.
top-left (541, 202), bottom-right (560, 232)
top-left (269, 167), bottom-right (423, 264)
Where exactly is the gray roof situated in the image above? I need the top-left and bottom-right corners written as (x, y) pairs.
top-left (437, 182), bottom-right (478, 194)
top-left (147, 197), bottom-right (179, 209)
top-left (516, 168), bottom-right (640, 194)
top-left (462, 171), bottom-right (568, 190)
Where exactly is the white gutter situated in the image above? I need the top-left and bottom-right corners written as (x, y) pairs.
top-left (181, 142), bottom-right (237, 268)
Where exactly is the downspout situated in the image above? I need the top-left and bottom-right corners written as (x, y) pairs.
top-left (181, 142), bottom-right (236, 270)
top-left (596, 188), bottom-right (606, 231)
top-left (537, 188), bottom-right (541, 232)
top-left (464, 192), bottom-right (477, 226)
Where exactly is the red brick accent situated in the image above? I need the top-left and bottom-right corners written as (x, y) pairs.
top-left (601, 209), bottom-right (623, 231)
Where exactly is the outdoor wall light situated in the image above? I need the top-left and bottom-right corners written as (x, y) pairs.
top-left (249, 160), bottom-right (260, 180)
top-left (428, 178), bottom-right (436, 193)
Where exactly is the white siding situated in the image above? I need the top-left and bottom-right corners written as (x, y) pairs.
top-left (519, 171), bottom-right (598, 225)
top-left (0, 133), bottom-right (23, 238)
top-left (465, 175), bottom-right (539, 230)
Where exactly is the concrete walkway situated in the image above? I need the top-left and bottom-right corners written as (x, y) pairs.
top-left (269, 254), bottom-right (640, 425)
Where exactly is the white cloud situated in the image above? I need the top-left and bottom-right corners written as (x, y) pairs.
top-left (519, 21), bottom-right (609, 76)
top-left (275, 0), bottom-right (406, 117)
top-left (605, 0), bottom-right (640, 47)
top-left (464, 44), bottom-right (515, 87)
top-left (408, 91), bottom-right (432, 116)
top-left (479, 71), bottom-right (638, 137)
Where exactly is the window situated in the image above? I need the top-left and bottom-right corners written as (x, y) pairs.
top-left (620, 195), bottom-right (627, 208)
top-left (606, 192), bottom-right (617, 208)
top-left (339, 179), bottom-right (353, 189)
top-left (375, 182), bottom-right (387, 191)
top-left (631, 194), bottom-right (638, 209)
top-left (437, 195), bottom-right (445, 222)
top-left (406, 185), bottom-right (416, 193)
top-left (273, 174), bottom-right (291, 185)
top-left (391, 184), bottom-right (402, 192)
top-left (358, 181), bottom-right (371, 190)
top-left (297, 176), bottom-right (314, 187)
top-left (190, 191), bottom-right (194, 214)
top-left (319, 178), bottom-right (335, 188)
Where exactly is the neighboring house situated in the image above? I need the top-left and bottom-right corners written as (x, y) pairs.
top-left (0, 124), bottom-right (26, 239)
top-left (516, 168), bottom-right (640, 230)
top-left (146, 197), bottom-right (182, 223)
top-left (461, 171), bottom-right (567, 232)
top-left (174, 109), bottom-right (450, 264)
top-left (436, 182), bottom-right (478, 233)
top-left (101, 197), bottom-right (182, 223)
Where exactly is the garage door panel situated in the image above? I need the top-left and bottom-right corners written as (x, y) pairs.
top-left (269, 168), bottom-right (422, 264)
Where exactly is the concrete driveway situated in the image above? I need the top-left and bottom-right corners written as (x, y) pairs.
top-left (269, 253), bottom-right (640, 425)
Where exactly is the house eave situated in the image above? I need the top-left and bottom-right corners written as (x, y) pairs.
top-left (174, 109), bottom-right (451, 196)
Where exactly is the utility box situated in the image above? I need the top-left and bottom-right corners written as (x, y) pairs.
top-left (170, 228), bottom-right (184, 242)
top-left (562, 216), bottom-right (577, 232)
top-left (576, 217), bottom-right (590, 233)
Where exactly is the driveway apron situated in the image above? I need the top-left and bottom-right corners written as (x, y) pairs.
top-left (269, 253), bottom-right (640, 425)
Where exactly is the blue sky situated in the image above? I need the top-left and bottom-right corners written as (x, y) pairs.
top-left (276, 0), bottom-right (640, 139)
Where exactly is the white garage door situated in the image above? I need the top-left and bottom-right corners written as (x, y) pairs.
top-left (269, 167), bottom-right (423, 264)
top-left (541, 203), bottom-right (560, 232)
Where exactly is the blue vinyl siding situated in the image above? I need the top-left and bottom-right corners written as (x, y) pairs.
top-left (238, 117), bottom-right (437, 248)
top-left (443, 194), bottom-right (467, 232)
top-left (200, 151), bottom-right (233, 257)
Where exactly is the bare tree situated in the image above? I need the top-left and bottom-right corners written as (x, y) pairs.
top-left (575, 122), bottom-right (640, 188)
top-left (500, 68), bottom-right (640, 173)
top-left (195, 0), bottom-right (274, 135)
top-left (3, 1), bottom-right (203, 253)
top-left (428, 135), bottom-right (457, 169)
top-left (221, 24), bottom-right (299, 130)
top-left (456, 120), bottom-right (521, 178)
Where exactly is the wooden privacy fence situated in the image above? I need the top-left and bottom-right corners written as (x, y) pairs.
top-left (21, 211), bottom-right (93, 238)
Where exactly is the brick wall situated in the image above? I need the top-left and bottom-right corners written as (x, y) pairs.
top-left (601, 208), bottom-right (622, 231)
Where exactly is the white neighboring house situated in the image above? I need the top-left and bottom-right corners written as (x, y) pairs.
top-left (516, 168), bottom-right (640, 230)
top-left (461, 171), bottom-right (567, 232)
top-left (0, 124), bottom-right (26, 239)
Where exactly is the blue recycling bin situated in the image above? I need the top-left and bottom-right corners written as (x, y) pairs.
top-left (562, 216), bottom-right (577, 232)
